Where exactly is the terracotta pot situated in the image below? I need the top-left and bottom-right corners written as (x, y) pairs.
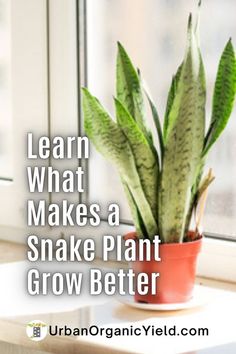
top-left (126, 231), bottom-right (202, 304)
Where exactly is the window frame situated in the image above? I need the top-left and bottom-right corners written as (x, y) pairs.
top-left (0, 0), bottom-right (50, 239)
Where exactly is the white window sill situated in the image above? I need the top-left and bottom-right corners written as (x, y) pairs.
top-left (0, 259), bottom-right (235, 354)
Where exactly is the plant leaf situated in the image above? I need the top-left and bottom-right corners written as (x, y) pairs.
top-left (116, 42), bottom-right (149, 138)
top-left (163, 63), bottom-right (183, 142)
top-left (158, 14), bottom-right (206, 243)
top-left (144, 88), bottom-right (164, 160)
top-left (121, 179), bottom-right (147, 238)
top-left (83, 88), bottom-right (131, 168)
top-left (195, 168), bottom-right (215, 205)
top-left (82, 88), bottom-right (158, 238)
top-left (136, 69), bottom-right (161, 163)
top-left (203, 39), bottom-right (236, 155)
top-left (183, 158), bottom-right (205, 235)
top-left (115, 98), bottom-right (159, 220)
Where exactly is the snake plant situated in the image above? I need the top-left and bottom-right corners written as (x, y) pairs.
top-left (82, 11), bottom-right (236, 243)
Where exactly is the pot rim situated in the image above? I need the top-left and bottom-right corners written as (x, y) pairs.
top-left (124, 231), bottom-right (202, 246)
top-left (124, 231), bottom-right (202, 258)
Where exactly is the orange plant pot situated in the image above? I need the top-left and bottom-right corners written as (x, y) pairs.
top-left (126, 231), bottom-right (202, 304)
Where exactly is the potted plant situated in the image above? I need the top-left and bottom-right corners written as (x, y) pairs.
top-left (82, 9), bottom-right (236, 304)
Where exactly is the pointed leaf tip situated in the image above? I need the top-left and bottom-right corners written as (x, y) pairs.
top-left (228, 37), bottom-right (232, 45)
top-left (81, 87), bottom-right (91, 96)
top-left (117, 41), bottom-right (126, 53)
top-left (113, 96), bottom-right (120, 106)
top-left (188, 13), bottom-right (193, 29)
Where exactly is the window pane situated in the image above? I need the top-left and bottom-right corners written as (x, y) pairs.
top-left (87, 0), bottom-right (236, 237)
top-left (0, 0), bottom-right (13, 180)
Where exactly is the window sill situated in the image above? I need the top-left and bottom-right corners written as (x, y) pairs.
top-left (0, 250), bottom-right (235, 354)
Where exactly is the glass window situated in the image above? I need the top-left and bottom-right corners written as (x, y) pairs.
top-left (86, 0), bottom-right (236, 237)
top-left (0, 0), bottom-right (13, 180)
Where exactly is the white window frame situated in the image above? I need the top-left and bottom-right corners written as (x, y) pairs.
top-left (0, 0), bottom-right (80, 241)
top-left (0, 0), bottom-right (50, 240)
top-left (0, 0), bottom-right (235, 284)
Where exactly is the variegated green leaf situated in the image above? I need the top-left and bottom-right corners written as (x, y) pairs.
top-left (159, 15), bottom-right (206, 243)
top-left (163, 63), bottom-right (183, 142)
top-left (145, 88), bottom-right (164, 160)
top-left (83, 88), bottom-right (131, 169)
top-left (203, 39), bottom-right (236, 155)
top-left (116, 42), bottom-right (149, 138)
top-left (115, 98), bottom-right (158, 220)
top-left (136, 69), bottom-right (161, 162)
top-left (121, 180), bottom-right (147, 238)
top-left (82, 88), bottom-right (158, 238)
